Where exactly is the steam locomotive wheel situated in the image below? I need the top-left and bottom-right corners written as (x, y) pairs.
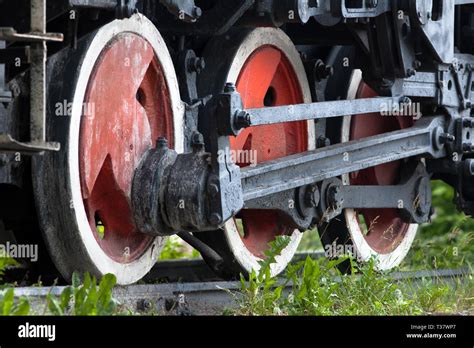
top-left (32, 14), bottom-right (184, 284)
top-left (322, 69), bottom-right (418, 270)
top-left (197, 28), bottom-right (315, 278)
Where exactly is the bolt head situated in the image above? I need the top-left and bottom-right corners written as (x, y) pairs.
top-left (439, 133), bottom-right (455, 144)
top-left (194, 58), bottom-right (205, 73)
top-left (224, 83), bottom-right (236, 93)
top-left (304, 185), bottom-right (319, 208)
top-left (406, 69), bottom-right (416, 77)
top-left (137, 299), bottom-right (153, 311)
top-left (157, 137), bottom-right (168, 148)
top-left (400, 96), bottom-right (411, 104)
top-left (191, 132), bottom-right (205, 153)
top-left (10, 83), bottom-right (21, 97)
top-left (327, 184), bottom-right (343, 209)
top-left (463, 143), bottom-right (474, 153)
top-left (463, 118), bottom-right (474, 127)
top-left (314, 60), bottom-right (333, 80)
top-left (188, 57), bottom-right (206, 74)
top-left (191, 132), bottom-right (204, 145)
top-left (193, 6), bottom-right (202, 18)
top-left (317, 136), bottom-right (331, 148)
top-left (325, 65), bottom-right (334, 77)
top-left (235, 110), bottom-right (252, 129)
top-left (197, 58), bottom-right (206, 71)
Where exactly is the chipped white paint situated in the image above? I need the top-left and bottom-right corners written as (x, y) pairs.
top-left (222, 28), bottom-right (314, 277)
top-left (68, 14), bottom-right (184, 284)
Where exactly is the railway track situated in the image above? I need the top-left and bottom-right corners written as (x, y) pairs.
top-left (1, 0), bottom-right (474, 294)
top-left (9, 253), bottom-right (473, 315)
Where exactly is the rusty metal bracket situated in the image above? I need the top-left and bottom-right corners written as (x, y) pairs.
top-left (0, 27), bottom-right (63, 43)
top-left (0, 134), bottom-right (60, 154)
top-left (0, 0), bottom-right (62, 154)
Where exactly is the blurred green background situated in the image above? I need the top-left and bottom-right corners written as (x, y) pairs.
top-left (298, 180), bottom-right (474, 271)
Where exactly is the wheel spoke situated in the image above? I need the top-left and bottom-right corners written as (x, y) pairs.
top-left (237, 47), bottom-right (281, 107)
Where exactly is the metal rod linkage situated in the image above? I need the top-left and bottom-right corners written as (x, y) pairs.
top-left (242, 96), bottom-right (404, 127)
top-left (241, 117), bottom-right (445, 201)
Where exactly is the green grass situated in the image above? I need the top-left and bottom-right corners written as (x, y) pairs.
top-left (0, 288), bottom-right (30, 316)
top-left (402, 181), bottom-right (474, 270)
top-left (46, 273), bottom-right (119, 316)
top-left (298, 228), bottom-right (323, 251)
top-left (0, 258), bottom-right (30, 315)
top-left (0, 181), bottom-right (472, 316)
top-left (234, 236), bottom-right (474, 316)
top-left (234, 181), bottom-right (474, 316)
top-left (0, 270), bottom-right (120, 316)
top-left (159, 235), bottom-right (200, 260)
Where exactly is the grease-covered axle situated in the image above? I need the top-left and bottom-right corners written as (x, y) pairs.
top-left (132, 136), bottom-right (243, 236)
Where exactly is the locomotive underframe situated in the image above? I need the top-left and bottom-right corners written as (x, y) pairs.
top-left (1, 0), bottom-right (474, 263)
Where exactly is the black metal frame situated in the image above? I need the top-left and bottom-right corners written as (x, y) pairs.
top-left (130, 0), bottom-right (474, 237)
top-left (2, 0), bottom-right (474, 236)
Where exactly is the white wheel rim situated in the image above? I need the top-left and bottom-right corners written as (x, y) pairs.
top-left (341, 70), bottom-right (417, 270)
top-left (68, 14), bottom-right (184, 284)
top-left (221, 28), bottom-right (315, 276)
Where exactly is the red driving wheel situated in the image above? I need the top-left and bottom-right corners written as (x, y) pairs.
top-left (231, 46), bottom-right (309, 257)
top-left (196, 28), bottom-right (313, 277)
top-left (33, 15), bottom-right (183, 284)
top-left (348, 82), bottom-right (415, 254)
